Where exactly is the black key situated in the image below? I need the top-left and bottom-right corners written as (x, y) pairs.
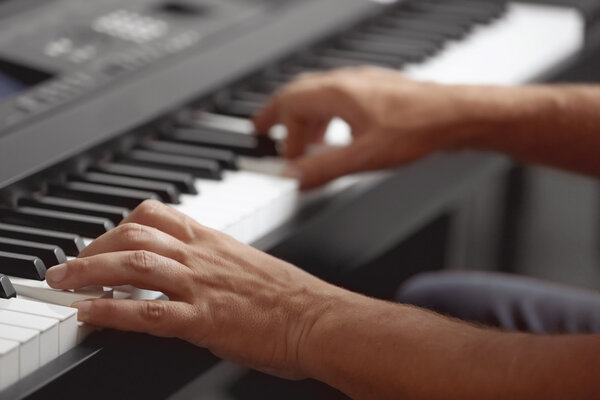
top-left (393, 10), bottom-right (474, 27)
top-left (315, 49), bottom-right (405, 67)
top-left (378, 17), bottom-right (470, 40)
top-left (360, 25), bottom-right (450, 43)
top-left (0, 223), bottom-right (84, 257)
top-left (170, 127), bottom-right (279, 157)
top-left (232, 90), bottom-right (271, 105)
top-left (91, 163), bottom-right (197, 195)
top-left (407, 1), bottom-right (504, 24)
top-left (251, 77), bottom-right (287, 94)
top-left (338, 38), bottom-right (432, 62)
top-left (19, 197), bottom-right (129, 226)
top-left (344, 32), bottom-right (441, 53)
top-left (121, 150), bottom-right (222, 180)
top-left (216, 99), bottom-right (264, 119)
top-left (142, 141), bottom-right (238, 170)
top-left (346, 30), bottom-right (440, 47)
top-left (0, 237), bottom-right (66, 268)
top-left (0, 207), bottom-right (114, 238)
top-left (72, 173), bottom-right (181, 204)
top-left (48, 182), bottom-right (160, 209)
top-left (0, 251), bottom-right (46, 281)
top-left (0, 274), bottom-right (16, 299)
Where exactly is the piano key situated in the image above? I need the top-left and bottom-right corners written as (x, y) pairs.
top-left (48, 182), bottom-right (160, 210)
top-left (173, 170), bottom-right (299, 244)
top-left (0, 237), bottom-right (66, 269)
top-left (0, 274), bottom-right (16, 299)
top-left (187, 112), bottom-right (256, 135)
top-left (231, 90), bottom-right (272, 105)
top-left (403, 3), bottom-right (584, 86)
top-left (0, 223), bottom-right (85, 257)
top-left (7, 276), bottom-right (113, 308)
top-left (91, 163), bottom-right (198, 194)
top-left (0, 310), bottom-right (59, 366)
top-left (141, 140), bottom-right (238, 170)
top-left (315, 48), bottom-right (406, 66)
top-left (216, 99), bottom-right (264, 119)
top-left (19, 197), bottom-right (129, 226)
top-left (392, 10), bottom-right (475, 27)
top-left (0, 207), bottom-right (114, 239)
top-left (250, 76), bottom-right (287, 94)
top-left (0, 324), bottom-right (39, 378)
top-left (0, 338), bottom-right (19, 391)
top-left (406, 1), bottom-right (505, 24)
top-left (121, 150), bottom-right (222, 180)
top-left (337, 38), bottom-right (431, 62)
top-left (0, 298), bottom-right (78, 354)
top-left (342, 32), bottom-right (441, 54)
top-left (170, 127), bottom-right (279, 157)
top-left (72, 172), bottom-right (181, 204)
top-left (0, 251), bottom-right (46, 281)
top-left (301, 53), bottom-right (391, 69)
top-left (360, 25), bottom-right (451, 43)
top-left (378, 16), bottom-right (471, 39)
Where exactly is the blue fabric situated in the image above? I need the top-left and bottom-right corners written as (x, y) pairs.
top-left (0, 70), bottom-right (26, 100)
top-left (396, 271), bottom-right (600, 334)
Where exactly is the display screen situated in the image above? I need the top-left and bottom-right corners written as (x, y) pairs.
top-left (0, 58), bottom-right (54, 102)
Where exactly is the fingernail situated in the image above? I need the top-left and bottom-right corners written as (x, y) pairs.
top-left (73, 301), bottom-right (92, 321)
top-left (46, 264), bottom-right (67, 284)
top-left (282, 165), bottom-right (303, 181)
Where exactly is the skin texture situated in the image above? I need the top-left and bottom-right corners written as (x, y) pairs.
top-left (47, 67), bottom-right (600, 399)
top-left (254, 67), bottom-right (600, 189)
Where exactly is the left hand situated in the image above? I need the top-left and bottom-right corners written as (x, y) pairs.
top-left (45, 200), bottom-right (346, 379)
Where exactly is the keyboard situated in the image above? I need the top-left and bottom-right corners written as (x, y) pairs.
top-left (0, 0), bottom-right (587, 397)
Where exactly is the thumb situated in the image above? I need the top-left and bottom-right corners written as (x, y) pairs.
top-left (284, 138), bottom-right (377, 190)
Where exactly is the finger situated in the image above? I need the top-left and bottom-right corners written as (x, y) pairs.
top-left (120, 200), bottom-right (201, 243)
top-left (252, 71), bottom-right (333, 133)
top-left (255, 75), bottom-right (353, 133)
top-left (253, 96), bottom-right (281, 134)
top-left (46, 251), bottom-right (194, 299)
top-left (284, 137), bottom-right (378, 189)
top-left (72, 299), bottom-right (198, 339)
top-left (281, 114), bottom-right (309, 159)
top-left (306, 119), bottom-right (330, 146)
top-left (79, 222), bottom-right (186, 262)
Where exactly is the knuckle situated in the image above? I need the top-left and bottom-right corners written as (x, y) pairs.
top-left (127, 250), bottom-right (155, 274)
top-left (135, 199), bottom-right (164, 217)
top-left (66, 258), bottom-right (89, 277)
top-left (202, 228), bottom-right (222, 243)
top-left (141, 301), bottom-right (166, 322)
top-left (118, 223), bottom-right (147, 244)
top-left (92, 299), bottom-right (117, 315)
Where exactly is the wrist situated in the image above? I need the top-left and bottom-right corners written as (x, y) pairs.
top-left (295, 284), bottom-right (357, 379)
top-left (450, 84), bottom-right (564, 152)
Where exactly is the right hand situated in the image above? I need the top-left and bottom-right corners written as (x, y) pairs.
top-left (253, 67), bottom-right (496, 189)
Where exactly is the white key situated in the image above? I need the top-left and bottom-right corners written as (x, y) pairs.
top-left (0, 298), bottom-right (78, 354)
top-left (0, 310), bottom-right (58, 366)
top-left (0, 338), bottom-right (19, 391)
top-left (0, 324), bottom-right (39, 378)
top-left (173, 170), bottom-right (298, 245)
top-left (404, 3), bottom-right (584, 85)
top-left (8, 277), bottom-right (113, 307)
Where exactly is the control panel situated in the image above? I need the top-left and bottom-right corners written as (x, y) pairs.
top-left (0, 0), bottom-right (276, 134)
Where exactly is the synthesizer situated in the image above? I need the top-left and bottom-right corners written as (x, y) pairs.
top-left (0, 0), bottom-right (588, 397)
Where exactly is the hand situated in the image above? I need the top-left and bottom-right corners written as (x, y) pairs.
top-left (45, 200), bottom-right (345, 379)
top-left (254, 67), bottom-right (497, 189)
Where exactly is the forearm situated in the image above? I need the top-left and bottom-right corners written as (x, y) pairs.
top-left (300, 290), bottom-right (600, 400)
top-left (457, 84), bottom-right (600, 177)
